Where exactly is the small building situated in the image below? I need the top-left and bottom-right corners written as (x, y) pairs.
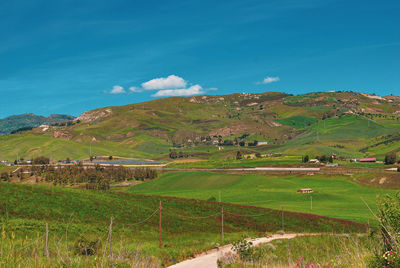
top-left (257, 141), bottom-right (269, 146)
top-left (309, 159), bottom-right (320, 164)
top-left (359, 158), bottom-right (376, 162)
top-left (297, 188), bottom-right (313, 193)
top-left (331, 153), bottom-right (337, 159)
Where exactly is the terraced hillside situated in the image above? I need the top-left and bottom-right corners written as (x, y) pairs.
top-left (1, 91), bottom-right (400, 160)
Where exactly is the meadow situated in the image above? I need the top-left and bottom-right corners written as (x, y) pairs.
top-left (219, 234), bottom-right (374, 267)
top-left (127, 171), bottom-right (396, 224)
top-left (0, 182), bottom-right (364, 266)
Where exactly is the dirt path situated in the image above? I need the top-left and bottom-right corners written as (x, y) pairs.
top-left (169, 234), bottom-right (298, 268)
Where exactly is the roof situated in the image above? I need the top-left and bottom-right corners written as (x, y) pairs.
top-left (360, 158), bottom-right (376, 162)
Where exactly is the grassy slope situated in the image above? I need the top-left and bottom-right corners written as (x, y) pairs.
top-left (127, 171), bottom-right (396, 224)
top-left (1, 92), bottom-right (400, 160)
top-left (0, 134), bottom-right (157, 160)
top-left (0, 182), bottom-right (364, 265)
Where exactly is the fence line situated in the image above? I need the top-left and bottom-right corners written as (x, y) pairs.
top-left (124, 208), bottom-right (159, 226)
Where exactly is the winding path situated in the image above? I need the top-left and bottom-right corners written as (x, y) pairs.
top-left (169, 234), bottom-right (298, 268)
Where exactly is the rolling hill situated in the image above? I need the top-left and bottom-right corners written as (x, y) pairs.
top-left (1, 91), bottom-right (400, 160)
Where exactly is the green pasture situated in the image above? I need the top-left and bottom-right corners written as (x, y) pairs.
top-left (0, 182), bottom-right (363, 266)
top-left (167, 155), bottom-right (302, 168)
top-left (128, 171), bottom-right (396, 224)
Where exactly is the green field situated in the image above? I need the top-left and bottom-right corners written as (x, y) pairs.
top-left (0, 133), bottom-right (156, 160)
top-left (0, 182), bottom-right (364, 266)
top-left (127, 171), bottom-right (396, 224)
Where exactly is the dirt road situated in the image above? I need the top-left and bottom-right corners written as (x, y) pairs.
top-left (169, 234), bottom-right (298, 268)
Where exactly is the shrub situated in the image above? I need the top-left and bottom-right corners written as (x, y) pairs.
top-left (74, 234), bottom-right (102, 256)
top-left (384, 152), bottom-right (397, 165)
top-left (367, 193), bottom-right (400, 267)
top-left (231, 239), bottom-right (253, 260)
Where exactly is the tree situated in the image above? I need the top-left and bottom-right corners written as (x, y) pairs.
top-left (303, 155), bottom-right (309, 163)
top-left (384, 152), bottom-right (397, 165)
top-left (32, 156), bottom-right (50, 165)
top-left (0, 172), bottom-right (9, 181)
top-left (169, 150), bottom-right (178, 159)
top-left (236, 151), bottom-right (242, 160)
top-left (255, 153), bottom-right (261, 158)
top-left (108, 155), bottom-right (113, 160)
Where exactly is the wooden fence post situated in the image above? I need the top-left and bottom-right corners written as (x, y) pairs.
top-left (159, 201), bottom-right (162, 248)
top-left (44, 223), bottom-right (49, 257)
top-left (221, 207), bottom-right (224, 242)
top-left (109, 217), bottom-right (113, 257)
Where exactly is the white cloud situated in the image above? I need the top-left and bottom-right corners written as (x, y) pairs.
top-left (109, 85), bottom-right (126, 94)
top-left (141, 75), bottom-right (187, 90)
top-left (152, 85), bottom-right (204, 97)
top-left (129, 86), bottom-right (142, 93)
top-left (257, 76), bottom-right (280, 84)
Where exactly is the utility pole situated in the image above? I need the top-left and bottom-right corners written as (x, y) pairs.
top-left (221, 206), bottom-right (224, 242)
top-left (159, 201), bottom-right (162, 248)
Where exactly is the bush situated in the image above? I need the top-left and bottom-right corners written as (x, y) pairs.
top-left (384, 152), bottom-right (397, 165)
top-left (231, 239), bottom-right (253, 260)
top-left (367, 193), bottom-right (400, 267)
top-left (74, 234), bottom-right (102, 256)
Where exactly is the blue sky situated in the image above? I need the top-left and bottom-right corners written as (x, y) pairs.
top-left (0, 0), bottom-right (399, 118)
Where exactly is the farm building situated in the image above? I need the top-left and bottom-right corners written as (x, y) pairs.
top-left (297, 188), bottom-right (313, 193)
top-left (359, 158), bottom-right (376, 162)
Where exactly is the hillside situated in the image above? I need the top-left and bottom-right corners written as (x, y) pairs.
top-left (0, 182), bottom-right (365, 265)
top-left (127, 171), bottom-right (395, 223)
top-left (0, 113), bottom-right (75, 135)
top-left (1, 91), bottom-right (400, 160)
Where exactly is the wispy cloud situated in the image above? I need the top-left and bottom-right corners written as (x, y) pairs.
top-left (109, 85), bottom-right (126, 94)
top-left (257, 76), bottom-right (280, 85)
top-left (142, 75), bottom-right (187, 90)
top-left (129, 86), bottom-right (142, 93)
top-left (152, 85), bottom-right (204, 97)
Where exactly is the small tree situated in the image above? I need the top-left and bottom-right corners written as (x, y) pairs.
top-left (236, 151), bottom-right (242, 160)
top-left (303, 155), bottom-right (309, 163)
top-left (108, 155), bottom-right (113, 160)
top-left (169, 150), bottom-right (178, 159)
top-left (384, 152), bottom-right (397, 165)
top-left (0, 172), bottom-right (9, 181)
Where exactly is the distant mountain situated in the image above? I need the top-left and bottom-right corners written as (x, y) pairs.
top-left (0, 113), bottom-right (75, 135)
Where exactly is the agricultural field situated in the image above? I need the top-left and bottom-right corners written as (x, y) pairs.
top-left (0, 182), bottom-right (364, 266)
top-left (166, 156), bottom-right (302, 169)
top-left (127, 171), bottom-right (396, 224)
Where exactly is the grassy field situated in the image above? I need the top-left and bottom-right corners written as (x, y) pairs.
top-left (0, 182), bottom-right (364, 266)
top-left (127, 171), bottom-right (396, 224)
top-left (0, 133), bottom-right (156, 160)
top-left (167, 156), bottom-right (302, 168)
top-left (221, 234), bottom-right (374, 267)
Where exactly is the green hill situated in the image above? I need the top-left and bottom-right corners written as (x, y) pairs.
top-left (127, 171), bottom-right (395, 223)
top-left (1, 91), bottom-right (400, 160)
top-left (0, 182), bottom-right (364, 265)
